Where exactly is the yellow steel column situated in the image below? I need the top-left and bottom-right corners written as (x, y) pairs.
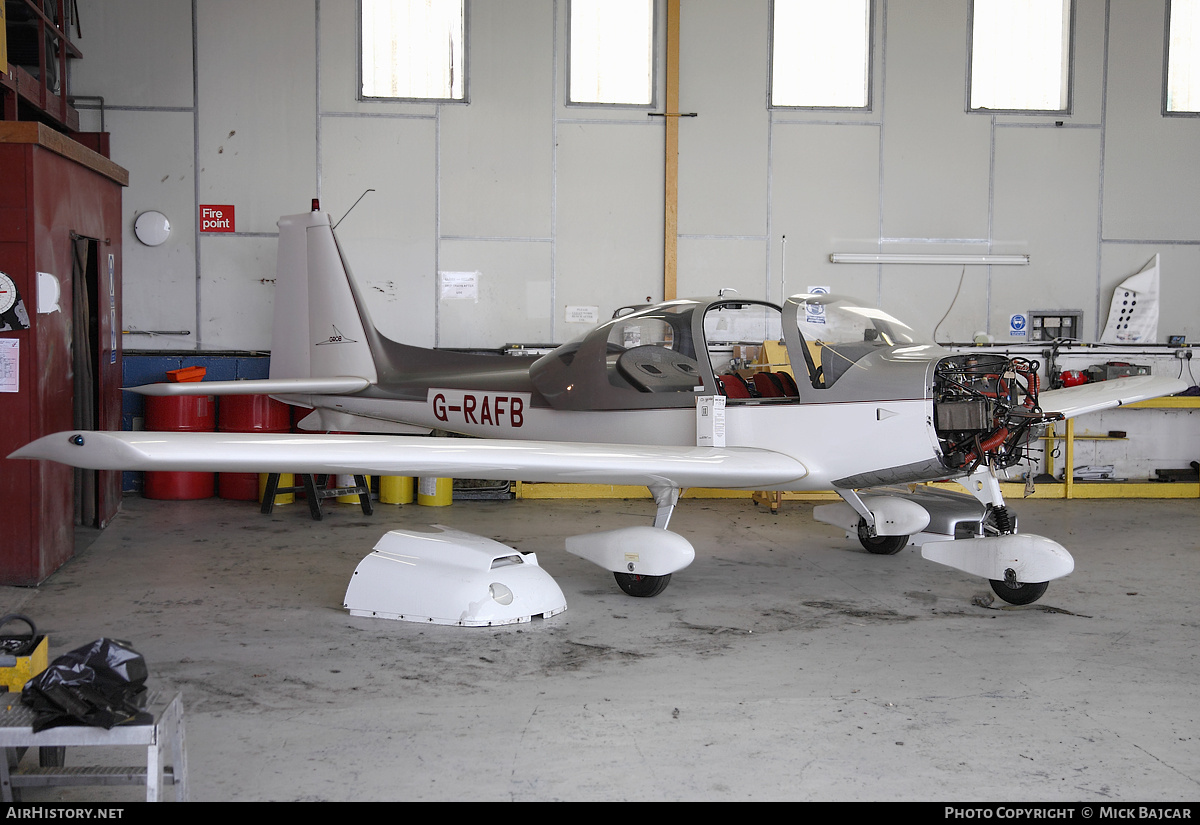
top-left (1064, 418), bottom-right (1075, 499)
top-left (663, 0), bottom-right (680, 301)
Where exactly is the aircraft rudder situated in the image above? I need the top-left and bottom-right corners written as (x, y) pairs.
top-left (269, 205), bottom-right (379, 384)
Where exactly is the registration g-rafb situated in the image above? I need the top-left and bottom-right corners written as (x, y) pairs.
top-left (430, 389), bottom-right (528, 429)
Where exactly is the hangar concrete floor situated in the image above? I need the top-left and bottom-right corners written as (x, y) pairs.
top-left (3, 492), bottom-right (1198, 802)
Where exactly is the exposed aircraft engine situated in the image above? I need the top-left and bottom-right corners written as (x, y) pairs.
top-left (933, 354), bottom-right (1062, 476)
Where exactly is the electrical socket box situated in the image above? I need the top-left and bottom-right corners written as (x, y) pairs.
top-left (1029, 310), bottom-right (1083, 341)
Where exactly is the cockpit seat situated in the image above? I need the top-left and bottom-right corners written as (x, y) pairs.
top-left (752, 372), bottom-right (785, 397)
top-left (616, 345), bottom-right (703, 393)
top-left (750, 371), bottom-right (801, 399)
top-left (717, 373), bottom-right (754, 398)
top-left (775, 371), bottom-right (800, 397)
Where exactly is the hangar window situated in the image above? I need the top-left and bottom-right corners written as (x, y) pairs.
top-left (969, 0), bottom-right (1072, 112)
top-left (568, 0), bottom-right (655, 106)
top-left (360, 0), bottom-right (466, 101)
top-left (1166, 0), bottom-right (1200, 114)
top-left (770, 0), bottom-right (872, 109)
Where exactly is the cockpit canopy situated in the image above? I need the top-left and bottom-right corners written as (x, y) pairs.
top-left (529, 294), bottom-right (937, 410)
top-left (792, 294), bottom-right (926, 348)
top-left (786, 294), bottom-right (930, 390)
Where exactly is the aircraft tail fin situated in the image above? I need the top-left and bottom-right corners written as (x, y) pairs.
top-left (269, 206), bottom-right (379, 384)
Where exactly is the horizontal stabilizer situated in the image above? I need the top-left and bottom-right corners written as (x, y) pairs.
top-left (12, 431), bottom-right (809, 491)
top-left (1037, 375), bottom-right (1186, 419)
top-left (125, 376), bottom-right (372, 396)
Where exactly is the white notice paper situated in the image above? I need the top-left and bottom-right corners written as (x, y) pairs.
top-left (440, 271), bottom-right (479, 301)
top-left (696, 395), bottom-right (726, 447)
top-left (0, 339), bottom-right (18, 392)
top-left (565, 305), bottom-right (600, 324)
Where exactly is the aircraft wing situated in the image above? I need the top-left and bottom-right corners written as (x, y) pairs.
top-left (11, 431), bottom-right (809, 491)
top-left (125, 376), bottom-right (371, 396)
top-left (1036, 374), bottom-right (1187, 419)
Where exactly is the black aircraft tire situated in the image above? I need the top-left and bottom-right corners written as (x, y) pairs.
top-left (989, 578), bottom-right (1049, 605)
top-left (614, 572), bottom-right (671, 597)
top-left (857, 519), bottom-right (908, 555)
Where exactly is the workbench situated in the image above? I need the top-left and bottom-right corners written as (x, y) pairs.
top-left (1039, 396), bottom-right (1200, 498)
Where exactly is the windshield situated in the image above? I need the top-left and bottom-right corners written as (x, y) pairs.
top-left (795, 295), bottom-right (927, 347)
top-left (789, 294), bottom-right (929, 390)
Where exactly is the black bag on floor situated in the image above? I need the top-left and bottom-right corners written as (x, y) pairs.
top-left (21, 638), bottom-right (151, 732)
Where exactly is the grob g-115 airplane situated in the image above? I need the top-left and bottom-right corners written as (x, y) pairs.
top-left (13, 203), bottom-right (1185, 604)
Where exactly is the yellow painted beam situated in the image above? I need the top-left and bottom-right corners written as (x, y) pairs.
top-left (1125, 396), bottom-right (1200, 409)
top-left (663, 0), bottom-right (680, 301)
top-left (514, 479), bottom-right (1193, 500)
top-left (513, 482), bottom-right (840, 501)
top-left (1062, 483), bottom-right (1199, 499)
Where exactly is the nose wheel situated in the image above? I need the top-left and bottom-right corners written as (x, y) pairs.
top-left (989, 570), bottom-right (1049, 605)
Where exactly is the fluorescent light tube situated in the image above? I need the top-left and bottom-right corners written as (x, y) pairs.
top-left (829, 253), bottom-right (1029, 265)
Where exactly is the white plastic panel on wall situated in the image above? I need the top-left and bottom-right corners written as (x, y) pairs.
top-left (111, 109), bottom-right (198, 351)
top-left (436, 240), bottom-right (554, 349)
top-left (677, 238), bottom-right (767, 301)
top-left (880, 1), bottom-right (991, 242)
top-left (195, 0), bottom-right (318, 234)
top-left (438, 2), bottom-right (554, 241)
top-left (555, 121), bottom-right (664, 323)
top-left (321, 116), bottom-right (438, 348)
top-left (197, 236), bottom-right (278, 350)
top-left (770, 123), bottom-right (881, 305)
top-left (878, 257), bottom-right (990, 344)
top-left (991, 126), bottom-right (1101, 338)
top-left (677, 0), bottom-right (770, 238)
top-left (66, 0), bottom-right (1200, 356)
top-left (70, 0), bottom-right (194, 108)
top-left (1103, 1), bottom-right (1200, 242)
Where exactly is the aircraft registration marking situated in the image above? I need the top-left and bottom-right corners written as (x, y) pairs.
top-left (430, 389), bottom-right (530, 429)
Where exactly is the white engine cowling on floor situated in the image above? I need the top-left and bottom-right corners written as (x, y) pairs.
top-left (344, 526), bottom-right (567, 626)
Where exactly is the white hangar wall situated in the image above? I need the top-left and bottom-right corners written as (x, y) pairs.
top-left (70, 0), bottom-right (1199, 352)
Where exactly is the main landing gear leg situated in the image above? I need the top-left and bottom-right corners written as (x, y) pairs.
top-left (612, 485), bottom-right (679, 598)
top-left (956, 466), bottom-right (1049, 605)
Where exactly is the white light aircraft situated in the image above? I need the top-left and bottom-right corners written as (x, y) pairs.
top-left (13, 204), bottom-right (1185, 604)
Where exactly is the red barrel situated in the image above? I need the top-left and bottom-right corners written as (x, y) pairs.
top-left (217, 395), bottom-right (292, 500)
top-left (143, 394), bottom-right (217, 500)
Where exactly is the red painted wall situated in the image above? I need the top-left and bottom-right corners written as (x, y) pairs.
top-left (0, 135), bottom-right (124, 585)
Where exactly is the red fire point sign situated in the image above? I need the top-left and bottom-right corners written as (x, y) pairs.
top-left (199, 205), bottom-right (235, 233)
